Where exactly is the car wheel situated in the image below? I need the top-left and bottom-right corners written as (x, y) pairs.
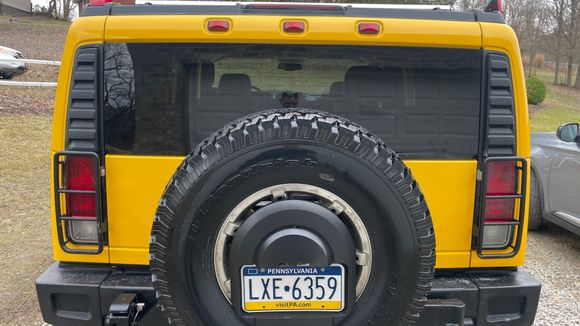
top-left (150, 109), bottom-right (436, 325)
top-left (528, 170), bottom-right (543, 230)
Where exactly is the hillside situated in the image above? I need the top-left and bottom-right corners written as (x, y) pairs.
top-left (0, 16), bottom-right (69, 114)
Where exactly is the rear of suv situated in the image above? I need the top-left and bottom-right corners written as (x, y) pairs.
top-left (36, 1), bottom-right (540, 325)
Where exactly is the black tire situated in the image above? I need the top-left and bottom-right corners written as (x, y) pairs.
top-left (150, 109), bottom-right (436, 326)
top-left (0, 72), bottom-right (13, 80)
top-left (528, 170), bottom-right (543, 230)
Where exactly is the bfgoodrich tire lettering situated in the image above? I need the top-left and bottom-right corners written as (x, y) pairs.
top-left (150, 109), bottom-right (436, 325)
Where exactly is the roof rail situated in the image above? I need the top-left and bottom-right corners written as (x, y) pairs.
top-left (134, 1), bottom-right (452, 11)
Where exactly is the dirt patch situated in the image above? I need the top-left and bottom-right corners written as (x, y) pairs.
top-left (0, 87), bottom-right (55, 115)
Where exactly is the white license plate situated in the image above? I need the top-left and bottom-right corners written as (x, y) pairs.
top-left (241, 264), bottom-right (345, 313)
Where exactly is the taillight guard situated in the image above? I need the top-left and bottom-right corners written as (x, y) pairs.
top-left (476, 157), bottom-right (527, 258)
top-left (54, 151), bottom-right (105, 254)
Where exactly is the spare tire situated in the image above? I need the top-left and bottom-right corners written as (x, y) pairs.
top-left (150, 109), bottom-right (435, 326)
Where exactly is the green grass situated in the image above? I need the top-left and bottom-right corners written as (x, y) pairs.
top-left (529, 68), bottom-right (580, 133)
top-left (0, 114), bottom-right (53, 325)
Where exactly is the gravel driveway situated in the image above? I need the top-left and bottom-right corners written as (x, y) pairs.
top-left (525, 225), bottom-right (580, 325)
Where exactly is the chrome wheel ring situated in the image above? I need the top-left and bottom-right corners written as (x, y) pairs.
top-left (213, 183), bottom-right (372, 303)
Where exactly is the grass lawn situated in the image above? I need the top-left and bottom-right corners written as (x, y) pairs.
top-left (529, 68), bottom-right (580, 132)
top-left (0, 114), bottom-right (53, 326)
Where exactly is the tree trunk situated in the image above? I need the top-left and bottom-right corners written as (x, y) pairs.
top-left (554, 58), bottom-right (561, 84)
top-left (575, 59), bottom-right (580, 88)
top-left (62, 0), bottom-right (71, 21)
top-left (567, 56), bottom-right (573, 87)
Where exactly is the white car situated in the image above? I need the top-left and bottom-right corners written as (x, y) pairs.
top-left (0, 46), bottom-right (27, 79)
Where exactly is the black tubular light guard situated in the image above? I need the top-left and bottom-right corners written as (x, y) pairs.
top-left (53, 151), bottom-right (105, 254)
top-left (476, 156), bottom-right (527, 259)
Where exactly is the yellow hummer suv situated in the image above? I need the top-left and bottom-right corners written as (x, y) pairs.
top-left (36, 1), bottom-right (541, 325)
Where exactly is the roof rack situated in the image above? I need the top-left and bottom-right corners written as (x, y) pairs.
top-left (134, 1), bottom-right (452, 11)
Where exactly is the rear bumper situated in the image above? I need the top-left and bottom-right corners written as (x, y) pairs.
top-left (36, 263), bottom-right (540, 326)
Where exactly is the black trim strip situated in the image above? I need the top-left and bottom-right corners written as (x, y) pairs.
top-left (484, 52), bottom-right (516, 156)
top-left (66, 46), bottom-right (101, 152)
top-left (80, 4), bottom-right (505, 23)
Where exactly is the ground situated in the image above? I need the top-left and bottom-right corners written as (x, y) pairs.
top-left (1, 15), bottom-right (579, 326)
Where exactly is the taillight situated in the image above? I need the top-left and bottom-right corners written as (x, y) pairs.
top-left (54, 152), bottom-right (103, 253)
top-left (66, 156), bottom-right (97, 217)
top-left (477, 158), bottom-right (527, 256)
top-left (283, 21), bottom-right (306, 33)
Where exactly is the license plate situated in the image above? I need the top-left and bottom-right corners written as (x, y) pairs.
top-left (241, 264), bottom-right (345, 313)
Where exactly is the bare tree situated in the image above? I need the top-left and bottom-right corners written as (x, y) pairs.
top-left (61, 0), bottom-right (75, 21)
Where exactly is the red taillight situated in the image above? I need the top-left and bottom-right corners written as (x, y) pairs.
top-left (483, 161), bottom-right (517, 222)
top-left (358, 22), bottom-right (381, 35)
top-left (486, 161), bottom-right (516, 195)
top-left (283, 21), bottom-right (306, 33)
top-left (66, 156), bottom-right (97, 218)
top-left (478, 158), bottom-right (527, 253)
top-left (207, 20), bottom-right (230, 32)
top-left (88, 0), bottom-right (113, 6)
top-left (484, 198), bottom-right (514, 222)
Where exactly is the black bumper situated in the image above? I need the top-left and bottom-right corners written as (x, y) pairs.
top-left (36, 263), bottom-right (540, 326)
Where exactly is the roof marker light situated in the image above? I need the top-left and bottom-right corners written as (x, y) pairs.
top-left (207, 20), bottom-right (230, 32)
top-left (283, 21), bottom-right (306, 33)
top-left (358, 22), bottom-right (381, 35)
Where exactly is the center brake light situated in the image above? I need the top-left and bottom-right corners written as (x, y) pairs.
top-left (241, 3), bottom-right (345, 11)
top-left (54, 151), bottom-right (104, 254)
top-left (88, 0), bottom-right (113, 6)
top-left (477, 158), bottom-right (527, 258)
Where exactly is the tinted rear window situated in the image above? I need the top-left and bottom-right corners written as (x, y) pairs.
top-left (104, 43), bottom-right (481, 159)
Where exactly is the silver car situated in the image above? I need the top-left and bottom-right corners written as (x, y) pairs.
top-left (530, 122), bottom-right (580, 235)
top-left (0, 46), bottom-right (27, 79)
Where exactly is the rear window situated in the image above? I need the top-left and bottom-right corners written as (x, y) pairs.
top-left (104, 43), bottom-right (481, 159)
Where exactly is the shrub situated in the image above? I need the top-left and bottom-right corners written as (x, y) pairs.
top-left (526, 76), bottom-right (547, 105)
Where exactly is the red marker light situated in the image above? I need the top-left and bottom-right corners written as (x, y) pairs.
top-left (283, 21), bottom-right (306, 33)
top-left (358, 22), bottom-right (381, 35)
top-left (207, 20), bottom-right (230, 32)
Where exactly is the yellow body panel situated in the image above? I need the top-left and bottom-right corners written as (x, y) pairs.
top-left (104, 16), bottom-right (481, 49)
top-left (50, 17), bottom-right (109, 264)
top-left (105, 155), bottom-right (182, 264)
top-left (51, 17), bottom-right (107, 153)
top-left (51, 14), bottom-right (530, 269)
top-left (103, 157), bottom-right (477, 268)
top-left (470, 23), bottom-right (530, 268)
